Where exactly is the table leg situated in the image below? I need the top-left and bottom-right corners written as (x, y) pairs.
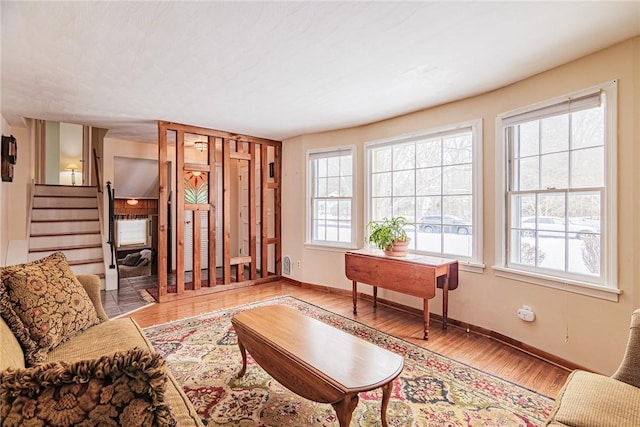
top-left (380, 380), bottom-right (394, 427)
top-left (442, 267), bottom-right (450, 330)
top-left (373, 286), bottom-right (378, 308)
top-left (352, 280), bottom-right (358, 314)
top-left (423, 299), bottom-right (429, 340)
top-left (332, 394), bottom-right (359, 427)
top-left (236, 338), bottom-right (248, 377)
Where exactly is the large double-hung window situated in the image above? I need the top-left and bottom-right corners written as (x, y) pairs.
top-left (496, 82), bottom-right (618, 299)
top-left (307, 147), bottom-right (355, 248)
top-left (366, 121), bottom-right (483, 266)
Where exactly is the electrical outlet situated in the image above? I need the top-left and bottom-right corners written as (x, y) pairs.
top-left (517, 306), bottom-right (536, 322)
top-left (296, 260), bottom-right (301, 268)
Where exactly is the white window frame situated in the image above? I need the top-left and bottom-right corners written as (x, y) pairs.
top-left (305, 145), bottom-right (357, 249)
top-left (494, 81), bottom-right (620, 301)
top-left (365, 120), bottom-right (484, 271)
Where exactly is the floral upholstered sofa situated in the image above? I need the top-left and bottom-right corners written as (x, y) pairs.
top-left (0, 252), bottom-right (203, 426)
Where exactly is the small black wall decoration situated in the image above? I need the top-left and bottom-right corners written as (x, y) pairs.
top-left (1, 134), bottom-right (17, 182)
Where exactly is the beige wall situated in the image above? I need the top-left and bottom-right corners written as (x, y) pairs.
top-left (281, 37), bottom-right (640, 373)
top-left (0, 117), bottom-right (31, 266)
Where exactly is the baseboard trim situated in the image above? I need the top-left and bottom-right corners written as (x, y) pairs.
top-left (282, 277), bottom-right (582, 372)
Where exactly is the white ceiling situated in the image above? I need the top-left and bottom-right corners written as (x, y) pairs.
top-left (2, 2), bottom-right (639, 143)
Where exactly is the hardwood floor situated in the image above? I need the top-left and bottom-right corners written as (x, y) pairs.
top-left (129, 280), bottom-right (570, 398)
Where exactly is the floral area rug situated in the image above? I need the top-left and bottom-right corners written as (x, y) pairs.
top-left (143, 296), bottom-right (554, 426)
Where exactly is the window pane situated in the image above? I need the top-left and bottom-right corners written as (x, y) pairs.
top-left (515, 156), bottom-right (539, 191)
top-left (392, 170), bottom-right (414, 196)
top-left (540, 152), bottom-right (568, 189)
top-left (317, 158), bottom-right (327, 177)
top-left (338, 200), bottom-right (352, 243)
top-left (571, 106), bottom-right (604, 150)
top-left (443, 164), bottom-right (471, 194)
top-left (443, 195), bottom-right (471, 222)
top-left (314, 200), bottom-right (327, 220)
top-left (327, 156), bottom-right (340, 176)
top-left (314, 220), bottom-right (326, 240)
top-left (416, 168), bottom-right (441, 196)
top-left (511, 193), bottom-right (536, 227)
top-left (393, 197), bottom-right (415, 222)
top-left (416, 229), bottom-right (442, 253)
top-left (443, 134), bottom-right (472, 165)
top-left (571, 147), bottom-right (604, 188)
top-left (372, 172), bottom-right (391, 197)
top-left (509, 230), bottom-right (539, 266)
top-left (416, 139), bottom-right (441, 168)
top-left (574, 234), bottom-right (600, 276)
top-left (373, 147), bottom-right (392, 173)
top-left (393, 144), bottom-right (415, 170)
top-left (418, 196), bottom-right (441, 218)
top-left (327, 177), bottom-right (340, 196)
top-left (538, 193), bottom-right (565, 219)
top-left (541, 114), bottom-right (569, 154)
top-left (443, 232), bottom-right (472, 256)
top-left (316, 177), bottom-right (328, 197)
top-left (568, 192), bottom-right (601, 232)
top-left (517, 121), bottom-right (539, 157)
top-left (326, 200), bottom-right (338, 219)
top-left (372, 197), bottom-right (392, 220)
top-left (340, 176), bottom-right (353, 197)
top-left (338, 200), bottom-right (351, 220)
top-left (537, 232), bottom-right (567, 271)
top-left (340, 155), bottom-right (353, 176)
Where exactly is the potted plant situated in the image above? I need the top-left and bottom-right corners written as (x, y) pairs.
top-left (366, 216), bottom-right (410, 257)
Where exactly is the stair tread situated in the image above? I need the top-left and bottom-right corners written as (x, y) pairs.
top-left (35, 184), bottom-right (95, 188)
top-left (34, 194), bottom-right (96, 198)
top-left (30, 231), bottom-right (101, 237)
top-left (67, 258), bottom-right (104, 266)
top-left (31, 219), bottom-right (100, 223)
top-left (29, 244), bottom-right (103, 253)
top-left (33, 207), bottom-right (97, 210)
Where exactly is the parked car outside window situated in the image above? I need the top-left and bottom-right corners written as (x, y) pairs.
top-left (418, 215), bottom-right (471, 235)
top-left (520, 216), bottom-right (598, 239)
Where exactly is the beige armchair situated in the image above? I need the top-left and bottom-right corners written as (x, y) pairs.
top-left (545, 308), bottom-right (640, 426)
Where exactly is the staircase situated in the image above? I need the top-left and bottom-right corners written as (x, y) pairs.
top-left (28, 184), bottom-right (105, 281)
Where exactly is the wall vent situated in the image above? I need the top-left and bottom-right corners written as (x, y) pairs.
top-left (282, 255), bottom-right (291, 276)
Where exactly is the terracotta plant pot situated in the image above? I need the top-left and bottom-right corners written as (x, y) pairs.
top-left (384, 239), bottom-right (410, 257)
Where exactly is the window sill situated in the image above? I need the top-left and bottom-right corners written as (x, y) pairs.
top-left (458, 261), bottom-right (485, 274)
top-left (492, 266), bottom-right (621, 302)
top-left (304, 242), bottom-right (358, 252)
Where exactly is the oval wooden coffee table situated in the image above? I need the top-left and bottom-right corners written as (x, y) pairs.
top-left (231, 305), bottom-right (404, 427)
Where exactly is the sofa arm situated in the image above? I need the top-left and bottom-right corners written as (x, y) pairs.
top-left (612, 308), bottom-right (640, 388)
top-left (76, 274), bottom-right (109, 322)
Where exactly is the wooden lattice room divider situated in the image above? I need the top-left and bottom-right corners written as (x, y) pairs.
top-left (156, 121), bottom-right (282, 302)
